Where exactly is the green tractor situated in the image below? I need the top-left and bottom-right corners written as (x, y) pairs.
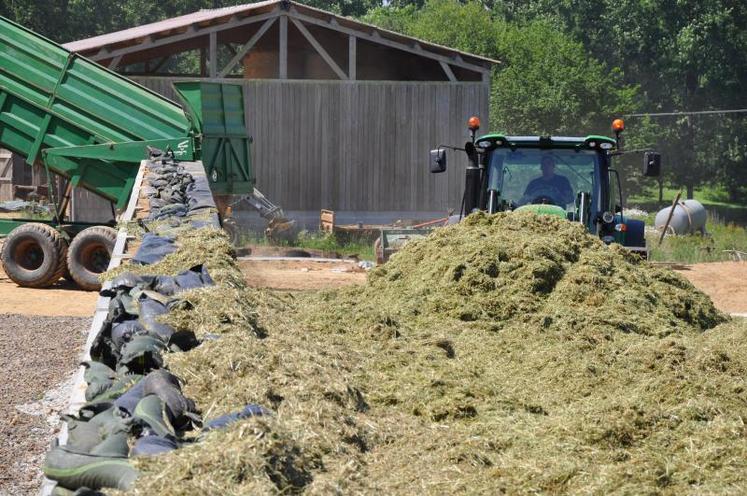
top-left (428, 116), bottom-right (660, 253)
top-left (377, 117), bottom-right (660, 262)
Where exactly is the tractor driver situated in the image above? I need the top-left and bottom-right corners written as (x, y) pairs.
top-left (520, 155), bottom-right (575, 206)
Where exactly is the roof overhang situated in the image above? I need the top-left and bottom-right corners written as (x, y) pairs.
top-left (64, 1), bottom-right (498, 77)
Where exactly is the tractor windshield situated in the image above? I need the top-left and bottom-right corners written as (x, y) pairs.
top-left (487, 149), bottom-right (598, 214)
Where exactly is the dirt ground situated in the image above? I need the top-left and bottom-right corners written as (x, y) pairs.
top-left (0, 314), bottom-right (89, 496)
top-left (674, 261), bottom-right (747, 315)
top-left (0, 266), bottom-right (98, 317)
top-left (239, 258), bottom-right (367, 290)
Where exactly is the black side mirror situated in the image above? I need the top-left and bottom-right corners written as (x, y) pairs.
top-left (643, 151), bottom-right (661, 177)
top-left (430, 148), bottom-right (447, 173)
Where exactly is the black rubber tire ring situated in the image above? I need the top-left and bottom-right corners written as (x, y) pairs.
top-left (0, 223), bottom-right (67, 288)
top-left (67, 226), bottom-right (117, 291)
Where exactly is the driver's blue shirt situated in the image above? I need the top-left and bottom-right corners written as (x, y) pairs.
top-left (524, 174), bottom-right (574, 205)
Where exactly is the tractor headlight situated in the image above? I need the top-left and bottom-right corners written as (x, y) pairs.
top-left (602, 211), bottom-right (615, 224)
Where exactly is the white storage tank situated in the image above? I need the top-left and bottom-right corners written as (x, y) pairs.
top-left (655, 199), bottom-right (707, 235)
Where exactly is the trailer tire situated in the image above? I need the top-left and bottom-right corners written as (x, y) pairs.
top-left (67, 226), bottom-right (117, 291)
top-left (1, 223), bottom-right (68, 288)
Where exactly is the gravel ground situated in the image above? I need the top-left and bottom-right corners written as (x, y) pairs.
top-left (0, 314), bottom-right (89, 496)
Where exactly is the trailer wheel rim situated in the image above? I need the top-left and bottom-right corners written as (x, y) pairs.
top-left (79, 243), bottom-right (111, 274)
top-left (14, 239), bottom-right (44, 271)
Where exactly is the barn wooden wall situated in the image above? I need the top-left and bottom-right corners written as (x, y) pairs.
top-left (134, 78), bottom-right (489, 212)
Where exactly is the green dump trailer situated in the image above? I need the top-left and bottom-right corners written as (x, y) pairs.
top-left (0, 16), bottom-right (255, 289)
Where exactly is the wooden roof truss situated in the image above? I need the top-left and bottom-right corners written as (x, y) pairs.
top-left (87, 4), bottom-right (492, 82)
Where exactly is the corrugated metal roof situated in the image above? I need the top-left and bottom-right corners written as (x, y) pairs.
top-left (64, 0), bottom-right (278, 52)
top-left (64, 0), bottom-right (498, 66)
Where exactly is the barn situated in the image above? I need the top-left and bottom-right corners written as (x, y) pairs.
top-left (15, 1), bottom-right (498, 227)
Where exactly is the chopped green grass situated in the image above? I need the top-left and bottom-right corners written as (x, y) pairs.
top-left (124, 212), bottom-right (747, 496)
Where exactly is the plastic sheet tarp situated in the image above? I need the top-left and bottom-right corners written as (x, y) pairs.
top-left (131, 234), bottom-right (177, 265)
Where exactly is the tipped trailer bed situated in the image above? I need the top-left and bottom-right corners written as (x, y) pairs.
top-left (0, 16), bottom-right (255, 289)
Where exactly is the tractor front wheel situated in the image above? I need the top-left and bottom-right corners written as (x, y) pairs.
top-left (67, 226), bottom-right (117, 291)
top-left (1, 223), bottom-right (68, 288)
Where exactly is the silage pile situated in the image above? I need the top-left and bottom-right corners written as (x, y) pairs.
top-left (126, 212), bottom-right (747, 495)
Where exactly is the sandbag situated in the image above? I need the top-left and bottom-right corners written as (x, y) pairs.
top-left (137, 295), bottom-right (175, 342)
top-left (203, 404), bottom-right (271, 432)
top-left (153, 203), bottom-right (188, 219)
top-left (105, 272), bottom-right (155, 294)
top-left (88, 407), bottom-right (132, 440)
top-left (152, 264), bottom-right (214, 295)
top-left (186, 179), bottom-right (215, 212)
top-left (51, 486), bottom-right (106, 496)
top-left (43, 445), bottom-right (138, 491)
top-left (118, 335), bottom-right (165, 374)
top-left (75, 402), bottom-right (115, 421)
top-left (111, 319), bottom-right (146, 350)
top-left (82, 362), bottom-right (116, 385)
top-left (130, 435), bottom-right (179, 457)
top-left (83, 362), bottom-right (117, 402)
top-left (64, 419), bottom-right (105, 454)
top-left (141, 369), bottom-right (196, 429)
top-left (89, 326), bottom-right (119, 370)
top-left (90, 433), bottom-right (131, 457)
top-left (113, 378), bottom-right (146, 416)
top-left (107, 292), bottom-right (139, 321)
top-left (86, 376), bottom-right (140, 404)
top-left (65, 408), bottom-right (131, 453)
top-left (133, 395), bottom-right (176, 438)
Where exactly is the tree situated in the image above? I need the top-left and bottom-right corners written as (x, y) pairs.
top-left (365, 0), bottom-right (636, 135)
top-left (490, 18), bottom-right (636, 135)
top-left (497, 0), bottom-right (747, 200)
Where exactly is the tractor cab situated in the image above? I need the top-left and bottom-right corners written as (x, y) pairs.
top-left (429, 118), bottom-right (661, 254)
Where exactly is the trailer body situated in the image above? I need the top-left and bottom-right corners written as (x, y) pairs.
top-left (0, 16), bottom-right (257, 221)
top-left (0, 16), bottom-right (256, 288)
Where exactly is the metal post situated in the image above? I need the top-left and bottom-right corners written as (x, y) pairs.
top-left (348, 35), bottom-right (356, 80)
top-left (209, 32), bottom-right (218, 78)
top-left (658, 191), bottom-right (682, 246)
top-left (279, 15), bottom-right (288, 79)
top-left (58, 180), bottom-right (74, 222)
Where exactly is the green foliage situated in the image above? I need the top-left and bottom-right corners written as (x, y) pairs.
top-left (368, 0), bottom-right (499, 57)
top-left (499, 0), bottom-right (747, 201)
top-left (490, 19), bottom-right (636, 134)
top-left (625, 207), bottom-right (747, 263)
top-left (292, 231), bottom-right (376, 260)
top-left (365, 0), bottom-right (636, 135)
top-left (243, 230), bottom-right (376, 260)
top-left (648, 220), bottom-right (747, 264)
